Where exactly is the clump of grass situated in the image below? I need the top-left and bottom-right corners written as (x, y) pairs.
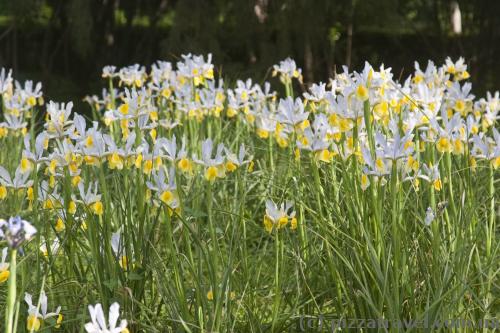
top-left (0, 57), bottom-right (498, 332)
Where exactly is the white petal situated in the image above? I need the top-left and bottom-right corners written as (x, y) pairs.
top-left (40, 291), bottom-right (48, 317)
top-left (1, 247), bottom-right (7, 263)
top-left (108, 302), bottom-right (120, 329)
top-left (84, 323), bottom-right (98, 333)
top-left (94, 303), bottom-right (107, 329)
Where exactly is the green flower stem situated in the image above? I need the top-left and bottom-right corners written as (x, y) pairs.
top-left (390, 161), bottom-right (400, 319)
top-left (268, 134), bottom-right (275, 175)
top-left (164, 208), bottom-right (189, 320)
top-left (363, 100), bottom-right (376, 155)
top-left (484, 163), bottom-right (496, 323)
top-left (271, 231), bottom-right (282, 332)
top-left (486, 164), bottom-right (495, 258)
top-left (206, 182), bottom-right (219, 299)
top-left (296, 160), bottom-right (308, 262)
top-left (235, 170), bottom-right (248, 272)
top-left (445, 152), bottom-right (457, 220)
top-left (285, 81), bottom-right (292, 98)
top-left (5, 249), bottom-right (17, 333)
top-left (362, 100), bottom-right (382, 254)
top-left (108, 78), bottom-right (117, 140)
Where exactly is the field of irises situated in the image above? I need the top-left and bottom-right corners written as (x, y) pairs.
top-left (0, 55), bottom-right (498, 332)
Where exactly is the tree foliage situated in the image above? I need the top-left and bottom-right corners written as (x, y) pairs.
top-left (0, 0), bottom-right (498, 104)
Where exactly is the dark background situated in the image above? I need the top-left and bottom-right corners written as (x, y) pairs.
top-left (0, 0), bottom-right (499, 112)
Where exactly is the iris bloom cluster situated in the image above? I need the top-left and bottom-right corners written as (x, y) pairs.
top-left (0, 53), bottom-right (498, 329)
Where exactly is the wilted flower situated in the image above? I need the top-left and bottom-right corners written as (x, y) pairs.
top-left (424, 207), bottom-right (435, 226)
top-left (0, 216), bottom-right (37, 249)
